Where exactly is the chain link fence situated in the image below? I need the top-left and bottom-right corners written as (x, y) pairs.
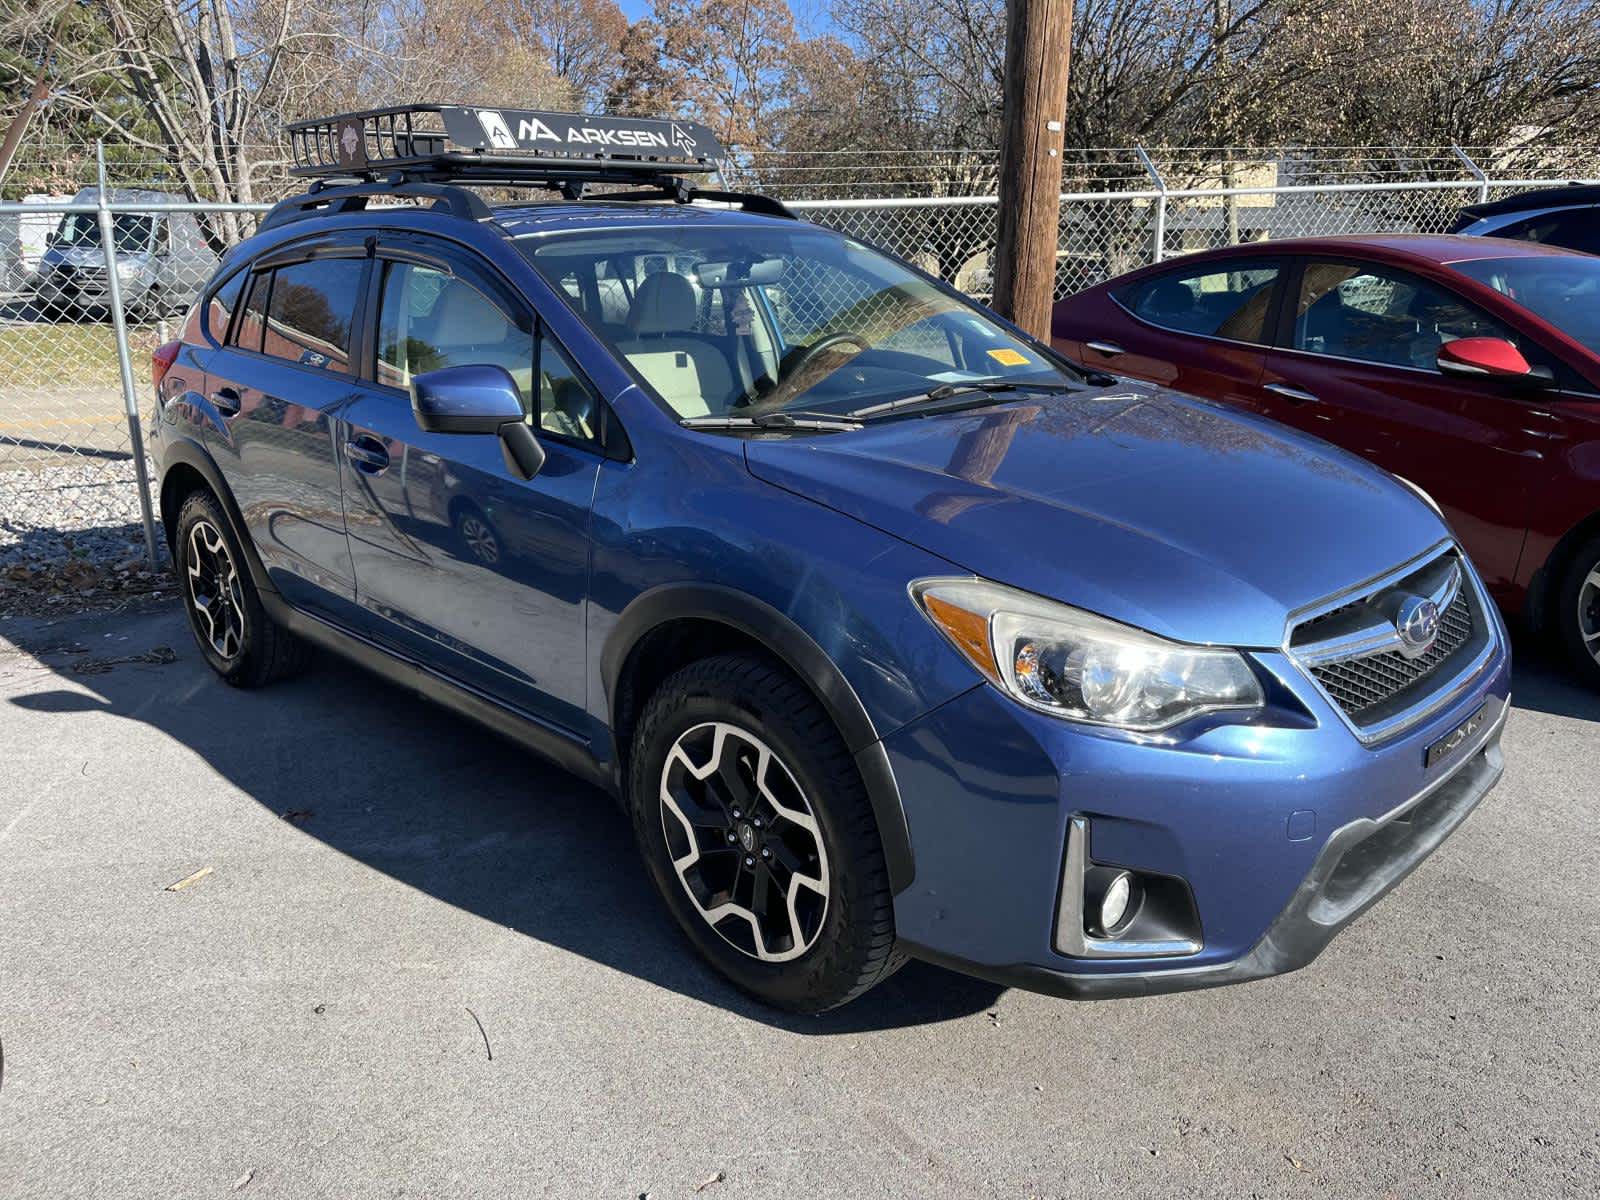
top-left (1, 148), bottom-right (1595, 605)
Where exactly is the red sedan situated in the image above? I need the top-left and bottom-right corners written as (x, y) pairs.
top-left (1052, 235), bottom-right (1600, 686)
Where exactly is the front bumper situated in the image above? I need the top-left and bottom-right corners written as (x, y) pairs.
top-left (883, 634), bottom-right (1511, 1000)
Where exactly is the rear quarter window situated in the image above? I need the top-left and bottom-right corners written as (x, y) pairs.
top-left (1118, 262), bottom-right (1280, 343)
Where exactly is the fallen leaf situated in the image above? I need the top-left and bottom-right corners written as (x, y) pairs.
top-left (233, 1169), bottom-right (254, 1190)
top-left (694, 1171), bottom-right (725, 1192)
top-left (164, 866), bottom-right (214, 892)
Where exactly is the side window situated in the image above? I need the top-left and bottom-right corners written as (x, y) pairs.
top-left (262, 257), bottom-right (364, 374)
top-left (205, 270), bottom-right (246, 344)
top-left (232, 270), bottom-right (270, 353)
top-left (1121, 262), bottom-right (1280, 342)
top-left (375, 261), bottom-right (534, 401)
top-left (535, 338), bottom-right (598, 443)
top-left (1294, 262), bottom-right (1515, 370)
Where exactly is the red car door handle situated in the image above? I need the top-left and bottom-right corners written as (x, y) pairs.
top-left (1085, 340), bottom-right (1124, 356)
top-left (1265, 382), bottom-right (1319, 405)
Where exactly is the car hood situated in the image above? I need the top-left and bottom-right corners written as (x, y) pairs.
top-left (42, 246), bottom-right (148, 269)
top-left (744, 384), bottom-right (1447, 647)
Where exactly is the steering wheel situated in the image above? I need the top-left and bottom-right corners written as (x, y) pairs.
top-left (779, 332), bottom-right (871, 380)
top-left (741, 333), bottom-right (871, 415)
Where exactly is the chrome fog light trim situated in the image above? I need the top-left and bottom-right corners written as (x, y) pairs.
top-left (1055, 816), bottom-right (1202, 959)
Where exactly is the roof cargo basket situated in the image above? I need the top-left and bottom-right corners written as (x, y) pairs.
top-left (268, 104), bottom-right (791, 229)
top-left (288, 104), bottom-right (727, 184)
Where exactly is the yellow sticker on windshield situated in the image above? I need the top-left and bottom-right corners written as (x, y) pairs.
top-left (986, 348), bottom-right (1031, 366)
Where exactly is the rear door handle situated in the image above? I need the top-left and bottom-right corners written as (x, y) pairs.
top-left (1085, 340), bottom-right (1124, 357)
top-left (343, 435), bottom-right (391, 474)
top-left (1264, 382), bottom-right (1319, 405)
top-left (209, 387), bottom-right (241, 416)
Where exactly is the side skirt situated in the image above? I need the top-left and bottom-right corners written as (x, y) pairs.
top-left (260, 592), bottom-right (615, 796)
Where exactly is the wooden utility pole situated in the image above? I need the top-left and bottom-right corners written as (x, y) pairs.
top-left (992, 0), bottom-right (1073, 340)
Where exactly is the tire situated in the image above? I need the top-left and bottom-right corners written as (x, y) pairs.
top-left (629, 653), bottom-right (905, 1013)
top-left (1554, 532), bottom-right (1600, 690)
top-left (174, 489), bottom-right (310, 688)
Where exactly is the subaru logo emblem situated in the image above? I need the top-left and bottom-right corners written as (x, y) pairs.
top-left (1395, 595), bottom-right (1440, 656)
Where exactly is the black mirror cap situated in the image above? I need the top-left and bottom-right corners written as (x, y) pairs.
top-left (498, 421), bottom-right (546, 480)
top-left (411, 363), bottom-right (526, 435)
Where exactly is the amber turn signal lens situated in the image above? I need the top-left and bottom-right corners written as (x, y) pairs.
top-left (920, 591), bottom-right (998, 682)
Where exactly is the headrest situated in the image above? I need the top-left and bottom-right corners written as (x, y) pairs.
top-left (628, 271), bottom-right (697, 335)
top-left (432, 284), bottom-right (511, 346)
top-left (1145, 280), bottom-right (1194, 317)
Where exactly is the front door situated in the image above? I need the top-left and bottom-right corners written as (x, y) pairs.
top-left (1256, 258), bottom-right (1555, 598)
top-left (337, 246), bottom-right (603, 732)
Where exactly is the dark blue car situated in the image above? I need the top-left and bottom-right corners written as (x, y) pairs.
top-left (148, 107), bottom-right (1510, 1012)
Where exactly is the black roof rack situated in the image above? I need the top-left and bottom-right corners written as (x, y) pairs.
top-left (266, 103), bottom-right (792, 229)
top-left (289, 104), bottom-right (725, 180)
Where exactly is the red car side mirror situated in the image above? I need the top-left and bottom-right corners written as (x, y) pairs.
top-left (1436, 337), bottom-right (1533, 380)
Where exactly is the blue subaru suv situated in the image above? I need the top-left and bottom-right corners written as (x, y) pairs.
top-left (149, 106), bottom-right (1510, 1012)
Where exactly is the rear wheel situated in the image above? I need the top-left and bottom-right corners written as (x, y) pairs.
top-left (1555, 532), bottom-right (1600, 690)
top-left (628, 654), bottom-right (904, 1012)
top-left (175, 490), bottom-right (310, 687)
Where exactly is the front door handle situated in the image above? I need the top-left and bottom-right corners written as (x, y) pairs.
top-left (1085, 340), bottom-right (1124, 357)
top-left (210, 387), bottom-right (241, 416)
top-left (344, 435), bottom-right (391, 475)
top-left (1264, 381), bottom-right (1319, 405)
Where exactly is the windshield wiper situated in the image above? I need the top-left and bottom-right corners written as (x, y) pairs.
top-left (846, 379), bottom-right (1077, 420)
top-left (679, 410), bottom-right (863, 433)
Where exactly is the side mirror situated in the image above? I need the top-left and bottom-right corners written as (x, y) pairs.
top-left (410, 364), bottom-right (546, 480)
top-left (1436, 337), bottom-right (1543, 384)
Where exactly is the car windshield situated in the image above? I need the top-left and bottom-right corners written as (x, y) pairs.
top-left (52, 211), bottom-right (154, 254)
top-left (1450, 255), bottom-right (1600, 354)
top-left (518, 224), bottom-right (1076, 420)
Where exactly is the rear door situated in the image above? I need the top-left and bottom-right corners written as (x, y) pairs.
top-left (202, 237), bottom-right (370, 617)
top-left (336, 237), bottom-right (604, 731)
top-left (1074, 258), bottom-right (1283, 412)
top-left (1255, 257), bottom-right (1562, 597)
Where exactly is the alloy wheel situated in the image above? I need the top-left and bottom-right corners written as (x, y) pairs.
top-left (658, 721), bottom-right (830, 962)
top-left (1580, 559), bottom-right (1600, 666)
top-left (186, 519), bottom-right (245, 660)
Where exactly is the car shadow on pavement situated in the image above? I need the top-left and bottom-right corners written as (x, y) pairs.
top-left (1505, 629), bottom-right (1600, 723)
top-left (4, 602), bottom-right (1004, 1033)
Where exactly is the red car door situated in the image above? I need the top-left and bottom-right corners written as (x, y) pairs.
top-left (1254, 257), bottom-right (1559, 602)
top-left (1055, 258), bottom-right (1282, 414)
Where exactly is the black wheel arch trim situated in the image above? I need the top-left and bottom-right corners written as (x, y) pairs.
top-left (602, 582), bottom-right (916, 894)
top-left (158, 437), bottom-right (277, 597)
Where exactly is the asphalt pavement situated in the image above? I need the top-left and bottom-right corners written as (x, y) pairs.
top-left (1, 598), bottom-right (1596, 1198)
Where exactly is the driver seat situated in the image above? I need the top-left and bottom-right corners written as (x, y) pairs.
top-left (616, 272), bottom-right (733, 417)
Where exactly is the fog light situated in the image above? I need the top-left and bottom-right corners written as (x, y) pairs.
top-left (1100, 871), bottom-right (1133, 933)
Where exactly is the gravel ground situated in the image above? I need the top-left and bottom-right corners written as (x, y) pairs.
top-left (0, 601), bottom-right (1597, 1198)
top-left (0, 460), bottom-right (167, 617)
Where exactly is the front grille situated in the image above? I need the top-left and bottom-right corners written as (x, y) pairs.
top-left (1288, 547), bottom-right (1491, 735)
top-left (1311, 589), bottom-right (1473, 719)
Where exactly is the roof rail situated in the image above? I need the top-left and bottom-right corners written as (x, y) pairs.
top-left (288, 104), bottom-right (726, 183)
top-left (258, 177), bottom-right (493, 232)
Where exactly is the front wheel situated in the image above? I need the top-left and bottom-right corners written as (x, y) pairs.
top-left (1556, 532), bottom-right (1600, 690)
top-left (629, 654), bottom-right (904, 1012)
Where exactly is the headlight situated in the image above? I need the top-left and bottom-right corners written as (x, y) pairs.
top-left (115, 260), bottom-right (142, 277)
top-left (911, 577), bottom-right (1263, 731)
